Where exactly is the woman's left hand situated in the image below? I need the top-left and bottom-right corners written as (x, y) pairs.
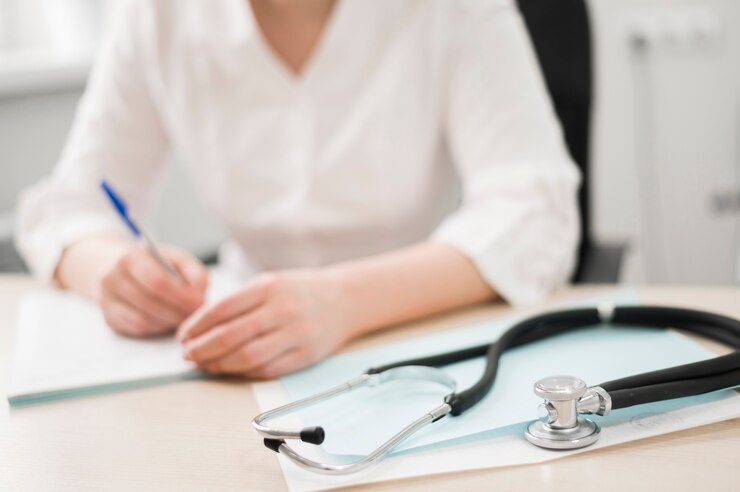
top-left (177, 269), bottom-right (350, 379)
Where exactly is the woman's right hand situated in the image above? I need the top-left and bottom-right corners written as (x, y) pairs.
top-left (56, 237), bottom-right (209, 337)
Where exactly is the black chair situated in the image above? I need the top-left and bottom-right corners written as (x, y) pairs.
top-left (516, 0), bottom-right (626, 283)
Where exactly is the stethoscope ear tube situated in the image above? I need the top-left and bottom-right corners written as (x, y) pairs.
top-left (252, 365), bottom-right (458, 474)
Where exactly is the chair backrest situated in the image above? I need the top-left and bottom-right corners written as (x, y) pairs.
top-left (516, 0), bottom-right (593, 281)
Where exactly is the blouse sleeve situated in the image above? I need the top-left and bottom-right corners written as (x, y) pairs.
top-left (432, 0), bottom-right (581, 306)
top-left (15, 0), bottom-right (170, 283)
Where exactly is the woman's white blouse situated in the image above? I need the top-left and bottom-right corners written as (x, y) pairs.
top-left (16, 0), bottom-right (580, 306)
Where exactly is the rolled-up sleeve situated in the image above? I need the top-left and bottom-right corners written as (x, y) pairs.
top-left (15, 0), bottom-right (170, 283)
top-left (432, 0), bottom-right (581, 306)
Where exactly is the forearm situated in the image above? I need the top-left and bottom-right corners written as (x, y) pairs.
top-left (327, 241), bottom-right (497, 341)
top-left (54, 236), bottom-right (131, 301)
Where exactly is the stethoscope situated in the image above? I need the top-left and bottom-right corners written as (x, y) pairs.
top-left (253, 304), bottom-right (740, 474)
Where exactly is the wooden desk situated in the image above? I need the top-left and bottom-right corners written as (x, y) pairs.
top-left (1, 275), bottom-right (739, 491)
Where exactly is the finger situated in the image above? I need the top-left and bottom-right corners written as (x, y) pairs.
top-left (122, 267), bottom-right (193, 319)
top-left (114, 274), bottom-right (187, 327)
top-left (166, 249), bottom-right (209, 294)
top-left (101, 297), bottom-right (167, 337)
top-left (177, 278), bottom-right (272, 342)
top-left (183, 308), bottom-right (275, 363)
top-left (201, 329), bottom-right (297, 374)
top-left (124, 252), bottom-right (203, 312)
top-left (246, 349), bottom-right (310, 380)
top-left (102, 299), bottom-right (140, 337)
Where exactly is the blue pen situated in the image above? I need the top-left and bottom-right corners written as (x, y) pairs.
top-left (100, 179), bottom-right (185, 283)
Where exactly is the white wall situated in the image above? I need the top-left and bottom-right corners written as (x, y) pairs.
top-left (0, 0), bottom-right (104, 57)
top-left (0, 86), bottom-right (225, 257)
top-left (0, 2), bottom-right (225, 257)
top-left (588, 0), bottom-right (740, 285)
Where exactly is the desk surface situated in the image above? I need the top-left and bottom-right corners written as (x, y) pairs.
top-left (1, 275), bottom-right (739, 491)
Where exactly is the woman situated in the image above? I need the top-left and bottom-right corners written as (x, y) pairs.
top-left (16, 0), bottom-right (580, 379)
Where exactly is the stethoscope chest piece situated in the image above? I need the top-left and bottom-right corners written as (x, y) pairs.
top-left (524, 375), bottom-right (601, 450)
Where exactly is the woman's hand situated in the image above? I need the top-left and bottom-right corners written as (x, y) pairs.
top-left (98, 245), bottom-right (209, 337)
top-left (176, 242), bottom-right (496, 380)
top-left (177, 269), bottom-right (350, 379)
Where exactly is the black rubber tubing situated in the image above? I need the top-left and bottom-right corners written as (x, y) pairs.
top-left (606, 367), bottom-right (740, 408)
top-left (366, 306), bottom-right (740, 416)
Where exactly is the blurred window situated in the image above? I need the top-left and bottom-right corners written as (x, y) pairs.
top-left (0, 0), bottom-right (106, 61)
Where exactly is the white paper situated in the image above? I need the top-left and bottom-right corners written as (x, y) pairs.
top-left (7, 269), bottom-right (242, 406)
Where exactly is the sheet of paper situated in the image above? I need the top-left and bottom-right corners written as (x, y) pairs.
top-left (267, 389), bottom-right (740, 492)
top-left (251, 289), bottom-right (740, 491)
top-left (7, 268), bottom-right (242, 406)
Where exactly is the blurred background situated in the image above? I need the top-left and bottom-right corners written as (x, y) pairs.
top-left (0, 0), bottom-right (738, 285)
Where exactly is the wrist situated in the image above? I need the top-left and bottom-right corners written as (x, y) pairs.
top-left (320, 265), bottom-right (369, 344)
top-left (55, 236), bottom-right (131, 300)
top-left (319, 242), bottom-right (497, 345)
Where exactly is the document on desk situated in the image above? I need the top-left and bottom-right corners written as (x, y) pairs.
top-left (6, 269), bottom-right (241, 407)
top-left (251, 289), bottom-right (740, 492)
